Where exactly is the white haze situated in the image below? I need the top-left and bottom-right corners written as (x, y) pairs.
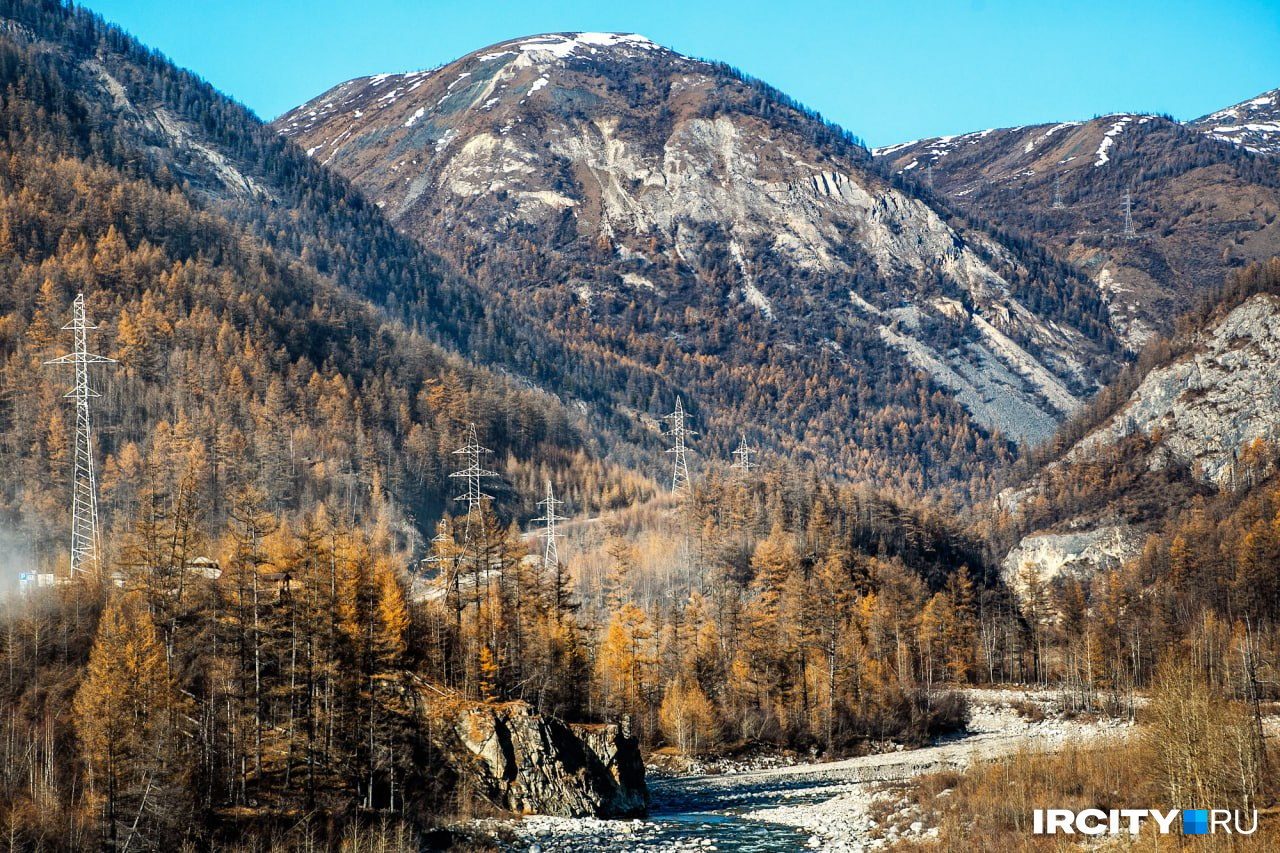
top-left (0, 526), bottom-right (37, 601)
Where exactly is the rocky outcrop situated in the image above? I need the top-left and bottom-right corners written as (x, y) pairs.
top-left (1000, 524), bottom-right (1143, 593)
top-left (1068, 293), bottom-right (1280, 486)
top-left (996, 289), bottom-right (1280, 603)
top-left (438, 700), bottom-right (648, 818)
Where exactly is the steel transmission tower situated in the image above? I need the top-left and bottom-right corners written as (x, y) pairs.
top-left (1052, 173), bottom-right (1065, 209)
top-left (731, 432), bottom-right (756, 481)
top-left (533, 479), bottom-right (567, 572)
top-left (44, 294), bottom-right (115, 577)
top-left (449, 422), bottom-right (497, 539)
top-left (663, 397), bottom-right (696, 494)
top-left (419, 517), bottom-right (451, 573)
top-left (1122, 188), bottom-right (1137, 239)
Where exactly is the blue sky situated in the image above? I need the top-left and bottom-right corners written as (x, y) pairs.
top-left (82, 0), bottom-right (1280, 147)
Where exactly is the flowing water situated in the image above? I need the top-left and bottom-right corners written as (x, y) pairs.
top-left (515, 770), bottom-right (868, 852)
top-left (509, 694), bottom-right (1125, 852)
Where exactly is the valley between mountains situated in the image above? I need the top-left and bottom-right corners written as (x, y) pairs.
top-left (1, 3), bottom-right (1279, 850)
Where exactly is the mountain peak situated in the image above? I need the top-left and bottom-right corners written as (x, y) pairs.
top-left (275, 31), bottom-right (690, 141)
top-left (1189, 86), bottom-right (1280, 154)
top-left (481, 32), bottom-right (666, 60)
top-left (276, 32), bottom-right (1125, 470)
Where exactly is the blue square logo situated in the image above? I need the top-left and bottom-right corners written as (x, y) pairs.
top-left (1183, 809), bottom-right (1209, 835)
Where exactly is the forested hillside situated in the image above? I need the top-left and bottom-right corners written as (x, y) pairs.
top-left (1, 2), bottom-right (1278, 850)
top-left (0, 0), bottom-right (667, 570)
top-left (278, 33), bottom-right (1134, 499)
top-left (990, 259), bottom-right (1280, 568)
top-left (0, 3), bottom-right (1013, 849)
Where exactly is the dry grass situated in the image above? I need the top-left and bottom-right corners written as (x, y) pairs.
top-left (895, 665), bottom-right (1275, 851)
top-left (895, 736), bottom-right (1276, 852)
top-left (1007, 699), bottom-right (1047, 723)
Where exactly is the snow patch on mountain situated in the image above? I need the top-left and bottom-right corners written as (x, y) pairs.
top-left (878, 128), bottom-right (997, 172)
top-left (1094, 116), bottom-right (1132, 166)
top-left (1198, 90), bottom-right (1279, 124)
top-left (1189, 90), bottom-right (1280, 153)
top-left (1024, 121), bottom-right (1081, 154)
top-left (513, 33), bottom-right (662, 60)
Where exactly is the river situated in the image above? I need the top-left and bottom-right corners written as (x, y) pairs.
top-left (501, 690), bottom-right (1131, 852)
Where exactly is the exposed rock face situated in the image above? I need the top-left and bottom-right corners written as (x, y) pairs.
top-left (1070, 293), bottom-right (1280, 486)
top-left (277, 32), bottom-right (1119, 483)
top-left (441, 701), bottom-right (648, 818)
top-left (996, 287), bottom-right (1280, 599)
top-left (874, 110), bottom-right (1280, 352)
top-left (1000, 525), bottom-right (1143, 593)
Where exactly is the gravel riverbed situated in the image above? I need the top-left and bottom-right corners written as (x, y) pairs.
top-left (482, 688), bottom-right (1134, 852)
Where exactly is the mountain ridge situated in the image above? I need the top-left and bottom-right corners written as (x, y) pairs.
top-left (1189, 86), bottom-right (1280, 155)
top-left (873, 101), bottom-right (1280, 354)
top-left (277, 32), bottom-right (1133, 497)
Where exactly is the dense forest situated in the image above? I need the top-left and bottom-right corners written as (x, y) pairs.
top-left (0, 0), bottom-right (678, 571)
top-left (0, 0), bottom-right (1278, 850)
top-left (8, 411), bottom-right (1280, 848)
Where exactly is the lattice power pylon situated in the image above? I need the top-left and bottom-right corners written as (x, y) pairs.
top-left (1122, 188), bottom-right (1137, 240)
top-left (1052, 173), bottom-right (1065, 209)
top-left (44, 294), bottom-right (115, 578)
top-left (419, 516), bottom-right (451, 573)
top-left (449, 422), bottom-right (497, 540)
top-left (533, 479), bottom-right (567, 573)
top-left (731, 432), bottom-right (756, 481)
top-left (664, 397), bottom-right (696, 494)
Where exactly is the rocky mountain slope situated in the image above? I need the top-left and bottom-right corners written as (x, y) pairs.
top-left (277, 33), bottom-right (1126, 493)
top-left (995, 260), bottom-right (1280, 594)
top-left (874, 104), bottom-right (1280, 352)
top-left (1189, 87), bottom-right (1280, 155)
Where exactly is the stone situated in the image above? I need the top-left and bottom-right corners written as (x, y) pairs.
top-left (435, 700), bottom-right (649, 818)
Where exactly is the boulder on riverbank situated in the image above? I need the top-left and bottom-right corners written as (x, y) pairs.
top-left (436, 700), bottom-right (648, 818)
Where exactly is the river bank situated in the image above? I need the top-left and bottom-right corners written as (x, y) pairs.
top-left (475, 688), bottom-right (1133, 852)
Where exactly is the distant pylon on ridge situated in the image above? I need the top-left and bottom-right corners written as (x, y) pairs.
top-left (1052, 173), bottom-right (1065, 209)
top-left (449, 422), bottom-right (497, 540)
top-left (731, 432), bottom-right (756, 481)
top-left (533, 479), bottom-right (568, 572)
top-left (1122, 187), bottom-right (1137, 239)
top-left (44, 293), bottom-right (115, 577)
top-left (663, 396), bottom-right (696, 494)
